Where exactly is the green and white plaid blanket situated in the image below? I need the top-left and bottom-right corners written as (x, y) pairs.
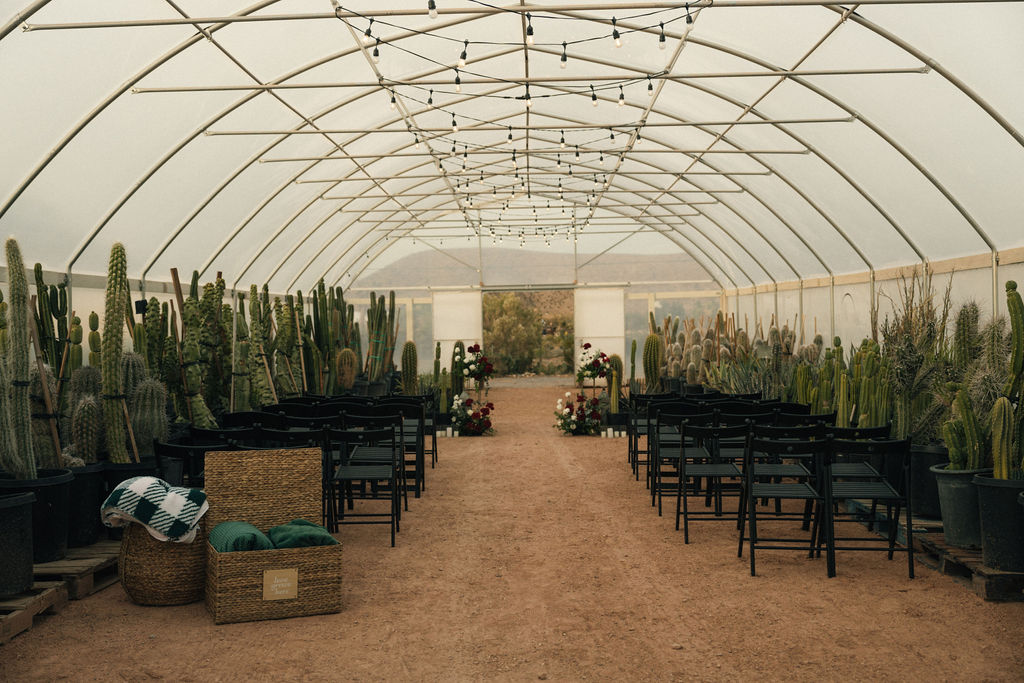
top-left (101, 476), bottom-right (208, 542)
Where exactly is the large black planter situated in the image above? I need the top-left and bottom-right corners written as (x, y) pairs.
top-left (102, 459), bottom-right (158, 540)
top-left (605, 412), bottom-right (628, 428)
top-left (0, 468), bottom-right (74, 563)
top-left (932, 464), bottom-right (991, 549)
top-left (67, 462), bottom-right (106, 548)
top-left (909, 443), bottom-right (948, 518)
top-left (973, 474), bottom-right (1024, 572)
top-left (366, 380), bottom-right (388, 397)
top-left (0, 492), bottom-right (35, 595)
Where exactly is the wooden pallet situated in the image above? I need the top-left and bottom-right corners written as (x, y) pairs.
top-left (0, 581), bottom-right (69, 644)
top-left (916, 533), bottom-right (1024, 602)
top-left (33, 541), bottom-right (121, 600)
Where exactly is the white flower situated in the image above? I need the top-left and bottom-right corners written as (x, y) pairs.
top-left (565, 391), bottom-right (572, 398)
top-left (563, 408), bottom-right (571, 415)
top-left (463, 368), bottom-right (469, 375)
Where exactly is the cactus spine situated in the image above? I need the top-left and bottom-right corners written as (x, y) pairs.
top-left (642, 333), bottom-right (662, 393)
top-left (401, 341), bottom-right (418, 395)
top-left (4, 238), bottom-right (35, 478)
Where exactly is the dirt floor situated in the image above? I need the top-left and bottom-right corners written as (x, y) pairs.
top-left (4, 381), bottom-right (1024, 681)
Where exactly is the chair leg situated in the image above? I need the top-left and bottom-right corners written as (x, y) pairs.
top-left (682, 475), bottom-right (691, 544)
top-left (748, 493), bottom-right (758, 576)
top-left (737, 495), bottom-right (747, 558)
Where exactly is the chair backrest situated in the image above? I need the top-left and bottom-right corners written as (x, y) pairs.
top-left (190, 425), bottom-right (256, 445)
top-left (685, 423), bottom-right (750, 442)
top-left (752, 422), bottom-right (829, 441)
top-left (827, 423), bottom-right (891, 440)
top-left (281, 413), bottom-right (343, 431)
top-left (726, 391), bottom-right (764, 401)
top-left (341, 411), bottom-right (403, 436)
top-left (322, 427), bottom-right (398, 467)
top-left (829, 438), bottom-right (911, 486)
top-left (770, 402), bottom-right (811, 415)
top-left (647, 398), bottom-right (703, 419)
top-left (718, 410), bottom-right (775, 426)
top-left (747, 434), bottom-right (830, 461)
top-left (220, 411), bottom-right (289, 430)
top-left (261, 402), bottom-right (321, 418)
top-left (775, 411), bottom-right (836, 427)
top-left (655, 411), bottom-right (715, 428)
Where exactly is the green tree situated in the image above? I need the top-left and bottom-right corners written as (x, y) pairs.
top-left (483, 292), bottom-right (543, 374)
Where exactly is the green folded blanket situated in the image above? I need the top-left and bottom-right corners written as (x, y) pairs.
top-left (208, 521), bottom-right (274, 552)
top-left (267, 518), bottom-right (340, 549)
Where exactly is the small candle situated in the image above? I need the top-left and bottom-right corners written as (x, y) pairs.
top-left (453, 430), bottom-right (459, 438)
top-left (446, 427), bottom-right (453, 437)
top-left (601, 431), bottom-right (607, 438)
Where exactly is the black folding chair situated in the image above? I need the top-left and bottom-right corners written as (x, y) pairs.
top-left (628, 392), bottom-right (673, 479)
top-left (321, 427), bottom-right (402, 546)
top-left (826, 438), bottom-right (915, 578)
top-left (738, 434), bottom-right (834, 577)
top-left (340, 411), bottom-right (409, 513)
top-left (649, 410), bottom-right (714, 513)
top-left (673, 421), bottom-right (746, 543)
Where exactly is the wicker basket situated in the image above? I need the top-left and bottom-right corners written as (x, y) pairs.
top-left (119, 520), bottom-right (207, 606)
top-left (204, 448), bottom-right (342, 624)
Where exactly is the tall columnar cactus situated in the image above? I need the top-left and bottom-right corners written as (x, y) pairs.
top-left (1004, 281), bottom-right (1024, 403)
top-left (143, 297), bottom-right (163, 374)
top-left (642, 333), bottom-right (662, 393)
top-left (337, 347), bottom-right (358, 391)
top-left (183, 335), bottom-right (217, 428)
top-left (953, 388), bottom-right (987, 470)
top-left (953, 301), bottom-right (981, 376)
top-left (71, 395), bottom-right (102, 464)
top-left (102, 243), bottom-right (129, 463)
top-left (607, 354), bottom-right (624, 388)
top-left (451, 340), bottom-right (465, 396)
top-left (0, 291), bottom-right (7, 357)
top-left (246, 285), bottom-right (275, 407)
top-left (68, 366), bottom-right (102, 410)
top-left (609, 367), bottom-right (621, 414)
top-left (88, 311), bottom-right (101, 366)
top-left (629, 338), bottom-right (637, 385)
top-left (68, 315), bottom-right (83, 374)
top-left (130, 377), bottom-right (169, 458)
top-left (401, 340), bottom-right (418, 395)
top-left (991, 396), bottom-right (1014, 479)
top-left (433, 342), bottom-right (441, 384)
top-left (686, 362), bottom-right (698, 386)
top-left (232, 308), bottom-right (252, 413)
top-left (29, 364), bottom-right (60, 469)
top-left (438, 368), bottom-right (451, 414)
top-left (120, 351), bottom-right (147, 401)
top-left (4, 238), bottom-right (35, 478)
top-left (835, 372), bottom-right (852, 428)
top-left (33, 263), bottom-right (57, 367)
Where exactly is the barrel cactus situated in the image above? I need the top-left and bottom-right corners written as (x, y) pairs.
top-left (71, 395), bottom-right (102, 464)
top-left (337, 347), bottom-right (358, 391)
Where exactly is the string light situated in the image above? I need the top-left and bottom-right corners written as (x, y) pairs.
top-left (648, 76), bottom-right (654, 97)
top-left (560, 131), bottom-right (565, 148)
top-left (612, 17), bottom-right (621, 48)
top-left (362, 18), bottom-right (374, 45)
top-left (389, 91), bottom-right (396, 110)
top-left (414, 135), bottom-right (420, 149)
top-left (427, 89), bottom-right (434, 107)
top-left (556, 153), bottom-right (561, 167)
top-left (525, 13), bottom-right (534, 46)
top-left (454, 69), bottom-right (461, 92)
top-left (686, 3), bottom-right (693, 24)
top-left (560, 41), bottom-right (568, 68)
top-left (618, 85), bottom-right (625, 106)
top-left (458, 39), bottom-right (468, 68)
top-left (428, 0), bottom-right (438, 19)
top-left (512, 149), bottom-right (518, 168)
top-left (508, 126), bottom-right (513, 142)
top-left (659, 21), bottom-right (667, 49)
top-left (451, 114), bottom-right (458, 132)
top-left (372, 38), bottom-right (381, 64)
top-left (524, 84), bottom-right (532, 108)
top-left (591, 84), bottom-right (598, 106)
top-left (574, 145), bottom-right (580, 161)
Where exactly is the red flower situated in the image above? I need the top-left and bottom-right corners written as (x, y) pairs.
top-left (598, 371), bottom-right (606, 378)
top-left (483, 419), bottom-right (491, 428)
top-left (590, 411), bottom-right (600, 420)
top-left (487, 402), bottom-right (494, 409)
top-left (465, 398), bottom-right (473, 406)
top-left (481, 407), bottom-right (490, 416)
top-left (583, 342), bottom-right (592, 349)
top-left (592, 359), bottom-right (600, 368)
top-left (472, 411), bottom-right (481, 419)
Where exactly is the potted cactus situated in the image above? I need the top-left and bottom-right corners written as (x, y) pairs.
top-left (971, 281), bottom-right (1024, 572)
top-left (0, 237), bottom-right (74, 564)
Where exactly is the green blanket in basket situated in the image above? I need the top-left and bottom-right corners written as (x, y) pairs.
top-left (267, 519), bottom-right (340, 549)
top-left (208, 521), bottom-right (274, 552)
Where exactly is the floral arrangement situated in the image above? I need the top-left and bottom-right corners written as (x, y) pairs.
top-left (463, 343), bottom-right (495, 385)
top-left (451, 395), bottom-right (495, 435)
top-left (575, 342), bottom-right (610, 385)
top-left (554, 391), bottom-right (603, 435)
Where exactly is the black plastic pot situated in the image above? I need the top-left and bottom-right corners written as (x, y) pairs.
top-left (0, 492), bottom-right (35, 595)
top-left (909, 443), bottom-right (948, 518)
top-left (973, 474), bottom-right (1024, 572)
top-left (102, 459), bottom-right (157, 540)
top-left (367, 379), bottom-right (388, 397)
top-left (666, 378), bottom-right (681, 395)
top-left (605, 412), bottom-right (629, 428)
top-left (932, 464), bottom-right (991, 549)
top-left (67, 462), bottom-right (106, 548)
top-left (0, 468), bottom-right (74, 563)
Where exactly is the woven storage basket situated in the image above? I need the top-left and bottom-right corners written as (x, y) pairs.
top-left (119, 520), bottom-right (207, 606)
top-left (204, 448), bottom-right (342, 624)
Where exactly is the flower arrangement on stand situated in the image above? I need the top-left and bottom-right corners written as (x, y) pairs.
top-left (451, 394), bottom-right (495, 436)
top-left (554, 391), bottom-right (603, 435)
top-left (463, 343), bottom-right (494, 396)
top-left (576, 342), bottom-right (610, 395)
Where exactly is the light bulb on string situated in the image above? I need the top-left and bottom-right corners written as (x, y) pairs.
top-left (372, 38), bottom-right (381, 64)
top-left (524, 84), bottom-right (532, 108)
top-left (611, 17), bottom-right (621, 48)
top-left (451, 114), bottom-right (458, 132)
top-left (560, 131), bottom-right (565, 149)
top-left (389, 91), bottom-right (397, 110)
top-left (574, 145), bottom-right (580, 161)
top-left (556, 153), bottom-right (561, 167)
top-left (427, 89), bottom-right (434, 107)
top-left (599, 152), bottom-right (604, 165)
top-left (686, 3), bottom-right (693, 24)
top-left (647, 76), bottom-right (654, 97)
top-left (458, 39), bottom-right (468, 68)
top-left (659, 22), bottom-right (666, 49)
top-left (508, 126), bottom-right (513, 142)
top-left (454, 69), bottom-right (461, 92)
top-left (591, 85), bottom-right (598, 107)
top-left (610, 129), bottom-right (615, 142)
top-left (618, 85), bottom-right (625, 107)
top-left (414, 135), bottom-right (420, 150)
top-left (560, 42), bottom-right (568, 69)
top-left (428, 0), bottom-right (438, 19)
top-left (525, 13), bottom-right (534, 46)
top-left (362, 18), bottom-right (374, 45)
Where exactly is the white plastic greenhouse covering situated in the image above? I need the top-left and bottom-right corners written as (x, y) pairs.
top-left (2, 0), bottom-right (1024, 355)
